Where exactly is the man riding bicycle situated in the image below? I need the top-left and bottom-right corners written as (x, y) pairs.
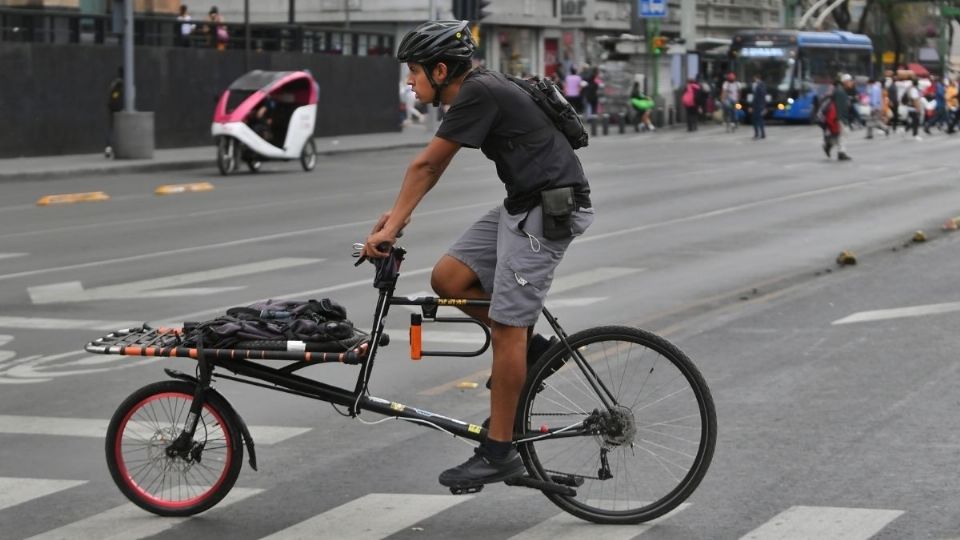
top-left (362, 20), bottom-right (594, 489)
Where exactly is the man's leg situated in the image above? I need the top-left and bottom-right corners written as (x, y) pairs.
top-left (486, 323), bottom-right (527, 443)
top-left (431, 255), bottom-right (492, 325)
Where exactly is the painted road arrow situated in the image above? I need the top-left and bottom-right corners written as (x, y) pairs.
top-left (27, 257), bottom-right (323, 304)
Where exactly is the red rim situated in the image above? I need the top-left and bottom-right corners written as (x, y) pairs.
top-left (114, 391), bottom-right (233, 510)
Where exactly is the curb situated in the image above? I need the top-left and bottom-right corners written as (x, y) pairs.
top-left (0, 140), bottom-right (428, 183)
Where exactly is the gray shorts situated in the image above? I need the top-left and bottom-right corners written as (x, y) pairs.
top-left (447, 204), bottom-right (595, 327)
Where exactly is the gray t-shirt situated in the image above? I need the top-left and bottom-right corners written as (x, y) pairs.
top-left (436, 68), bottom-right (589, 214)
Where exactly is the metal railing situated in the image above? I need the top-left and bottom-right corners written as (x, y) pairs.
top-left (0, 7), bottom-right (394, 55)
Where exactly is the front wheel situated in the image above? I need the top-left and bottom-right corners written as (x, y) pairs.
top-left (216, 137), bottom-right (238, 176)
top-left (516, 326), bottom-right (716, 524)
top-left (105, 380), bottom-right (244, 516)
top-left (300, 138), bottom-right (317, 171)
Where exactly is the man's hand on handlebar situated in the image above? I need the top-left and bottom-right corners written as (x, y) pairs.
top-left (362, 212), bottom-right (409, 259)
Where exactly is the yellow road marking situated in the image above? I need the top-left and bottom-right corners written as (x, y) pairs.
top-left (154, 182), bottom-right (215, 195)
top-left (36, 192), bottom-right (110, 206)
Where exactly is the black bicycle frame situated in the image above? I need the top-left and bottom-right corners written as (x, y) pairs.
top-left (179, 247), bottom-right (619, 443)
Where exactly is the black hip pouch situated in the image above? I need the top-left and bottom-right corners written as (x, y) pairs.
top-left (540, 186), bottom-right (575, 240)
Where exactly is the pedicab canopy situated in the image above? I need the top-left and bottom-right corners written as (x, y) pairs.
top-left (216, 69), bottom-right (318, 121)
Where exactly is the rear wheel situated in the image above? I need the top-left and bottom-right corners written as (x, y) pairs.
top-left (300, 138), bottom-right (318, 171)
top-left (105, 380), bottom-right (244, 516)
top-left (516, 326), bottom-right (716, 524)
top-left (216, 137), bottom-right (238, 175)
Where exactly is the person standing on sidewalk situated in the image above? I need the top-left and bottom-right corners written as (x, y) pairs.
top-left (682, 78), bottom-right (701, 131)
top-left (823, 75), bottom-right (852, 161)
top-left (750, 74), bottom-right (766, 139)
top-left (105, 66), bottom-right (124, 159)
top-left (363, 20), bottom-right (594, 490)
top-left (177, 5), bottom-right (196, 47)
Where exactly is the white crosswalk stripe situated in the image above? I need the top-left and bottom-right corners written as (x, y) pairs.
top-left (259, 493), bottom-right (471, 540)
top-left (508, 502), bottom-right (689, 540)
top-left (740, 505), bottom-right (904, 540)
top-left (0, 415), bottom-right (310, 445)
top-left (0, 477), bottom-right (86, 511)
top-left (24, 487), bottom-right (262, 540)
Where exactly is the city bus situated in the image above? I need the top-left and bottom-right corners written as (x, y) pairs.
top-left (730, 30), bottom-right (873, 122)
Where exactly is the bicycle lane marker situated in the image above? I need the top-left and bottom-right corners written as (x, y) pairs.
top-left (739, 505), bottom-right (904, 540)
top-left (24, 487), bottom-right (263, 540)
top-left (259, 493), bottom-right (471, 540)
top-left (831, 301), bottom-right (960, 325)
top-left (0, 415), bottom-right (310, 445)
top-left (0, 477), bottom-right (86, 511)
top-left (508, 502), bottom-right (689, 540)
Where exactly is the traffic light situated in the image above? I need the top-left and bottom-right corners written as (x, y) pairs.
top-left (452, 0), bottom-right (490, 21)
top-left (652, 36), bottom-right (667, 55)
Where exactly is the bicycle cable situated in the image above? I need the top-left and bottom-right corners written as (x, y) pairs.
top-left (353, 415), bottom-right (479, 449)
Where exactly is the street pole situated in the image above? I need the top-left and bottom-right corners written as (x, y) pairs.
top-left (244, 0), bottom-right (250, 72)
top-left (345, 0), bottom-right (350, 29)
top-left (122, 0), bottom-right (134, 112)
top-left (289, 0), bottom-right (295, 24)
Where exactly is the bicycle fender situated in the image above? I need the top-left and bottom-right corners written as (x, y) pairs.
top-left (163, 369), bottom-right (258, 471)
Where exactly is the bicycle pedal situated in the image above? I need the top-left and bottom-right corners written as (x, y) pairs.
top-left (449, 485), bottom-right (484, 495)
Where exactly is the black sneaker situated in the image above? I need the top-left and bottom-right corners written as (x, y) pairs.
top-left (838, 152), bottom-right (852, 161)
top-left (822, 142), bottom-right (832, 157)
top-left (438, 447), bottom-right (525, 488)
top-left (485, 334), bottom-right (558, 390)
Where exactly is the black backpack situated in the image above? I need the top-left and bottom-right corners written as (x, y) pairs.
top-left (507, 76), bottom-right (589, 150)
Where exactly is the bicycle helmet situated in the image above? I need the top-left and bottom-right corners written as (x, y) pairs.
top-left (398, 20), bottom-right (476, 105)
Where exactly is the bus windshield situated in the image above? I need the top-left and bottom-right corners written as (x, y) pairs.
top-left (738, 56), bottom-right (794, 92)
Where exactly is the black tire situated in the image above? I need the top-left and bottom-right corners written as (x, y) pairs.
top-left (300, 138), bottom-right (317, 171)
top-left (105, 380), bottom-right (244, 517)
top-left (516, 326), bottom-right (716, 524)
top-left (216, 137), bottom-right (237, 176)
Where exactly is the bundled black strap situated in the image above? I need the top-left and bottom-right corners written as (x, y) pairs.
top-left (507, 75), bottom-right (589, 150)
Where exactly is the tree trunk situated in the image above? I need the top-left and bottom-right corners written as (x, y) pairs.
top-left (856, 0), bottom-right (874, 34)
top-left (884, 3), bottom-right (903, 68)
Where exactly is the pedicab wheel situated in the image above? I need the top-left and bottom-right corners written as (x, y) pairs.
top-left (300, 138), bottom-right (318, 171)
top-left (245, 158), bottom-right (262, 173)
top-left (217, 137), bottom-right (238, 176)
top-left (105, 380), bottom-right (244, 517)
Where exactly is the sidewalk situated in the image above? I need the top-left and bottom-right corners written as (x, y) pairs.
top-left (0, 124), bottom-right (434, 182)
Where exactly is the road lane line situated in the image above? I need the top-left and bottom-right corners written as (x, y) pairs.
top-left (508, 502), bottom-right (688, 540)
top-left (260, 493), bottom-right (470, 540)
top-left (740, 506), bottom-right (903, 540)
top-left (0, 252), bottom-right (27, 260)
top-left (0, 477), bottom-right (86, 511)
top-left (0, 201), bottom-right (495, 282)
top-left (0, 415), bottom-right (310, 445)
top-left (24, 488), bottom-right (262, 540)
top-left (832, 301), bottom-right (960, 325)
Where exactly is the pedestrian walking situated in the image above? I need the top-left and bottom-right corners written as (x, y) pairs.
top-left (104, 66), bottom-right (123, 159)
top-left (945, 78), bottom-right (959, 134)
top-left (682, 78), bottom-right (700, 132)
top-left (903, 78), bottom-right (922, 140)
top-left (886, 75), bottom-right (900, 134)
top-left (629, 80), bottom-right (655, 131)
top-left (720, 72), bottom-right (741, 132)
top-left (750, 74), bottom-right (766, 139)
top-left (924, 75), bottom-right (946, 134)
top-left (177, 5), bottom-right (196, 47)
top-left (865, 78), bottom-right (888, 139)
top-left (822, 74), bottom-right (853, 161)
top-left (563, 67), bottom-right (584, 114)
top-left (582, 68), bottom-right (602, 119)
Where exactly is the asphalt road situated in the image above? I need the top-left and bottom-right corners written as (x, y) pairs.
top-left (1, 124), bottom-right (959, 539)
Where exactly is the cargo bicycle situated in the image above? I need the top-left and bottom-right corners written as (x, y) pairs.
top-left (86, 245), bottom-right (716, 524)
